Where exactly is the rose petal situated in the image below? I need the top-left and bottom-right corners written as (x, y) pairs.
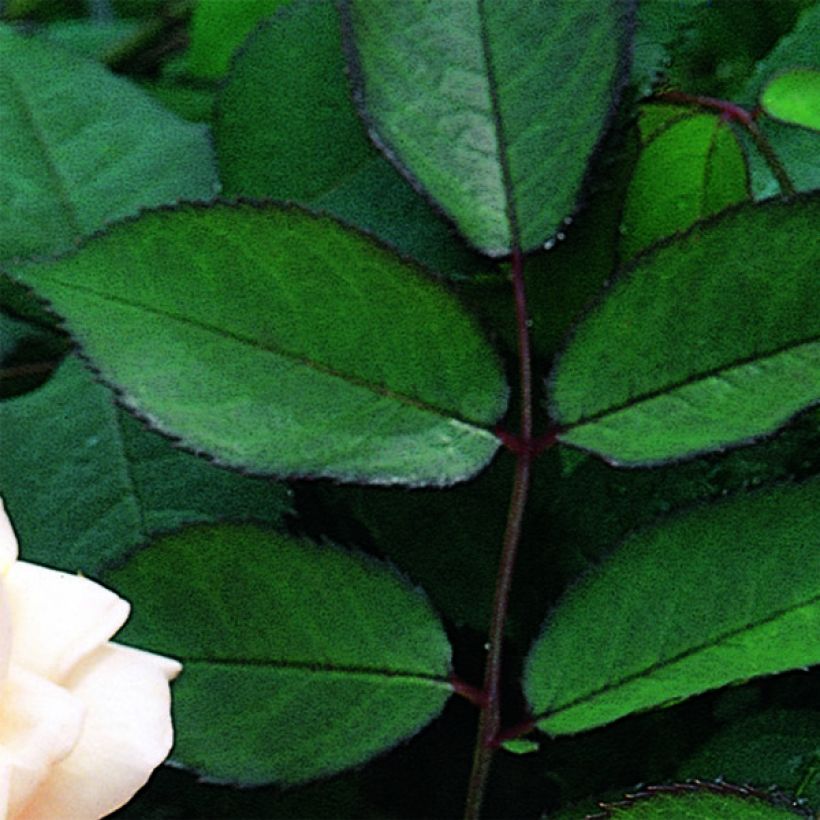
top-left (0, 589), bottom-right (12, 687)
top-left (0, 666), bottom-right (84, 818)
top-left (5, 564), bottom-right (130, 683)
top-left (0, 501), bottom-right (18, 576)
top-left (17, 643), bottom-right (181, 820)
top-left (0, 755), bottom-right (12, 820)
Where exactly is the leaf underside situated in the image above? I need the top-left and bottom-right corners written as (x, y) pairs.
top-left (342, 0), bottom-right (633, 255)
top-left (524, 479), bottom-right (820, 736)
top-left (14, 202), bottom-right (507, 486)
top-left (549, 194), bottom-right (820, 465)
top-left (104, 524), bottom-right (453, 786)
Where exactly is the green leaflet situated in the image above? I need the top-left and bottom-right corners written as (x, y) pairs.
top-left (104, 524), bottom-right (453, 786)
top-left (620, 109), bottom-right (749, 260)
top-left (524, 479), bottom-right (820, 736)
top-left (549, 195), bottom-right (820, 465)
top-left (0, 355), bottom-right (291, 574)
top-left (0, 25), bottom-right (218, 261)
top-left (679, 709), bottom-right (820, 808)
top-left (592, 783), bottom-right (807, 818)
top-left (187, 0), bottom-right (292, 79)
top-left (37, 20), bottom-right (143, 61)
top-left (341, 0), bottom-right (632, 255)
top-left (738, 2), bottom-right (820, 199)
top-left (761, 69), bottom-right (820, 132)
top-left (214, 0), bottom-right (490, 278)
top-left (14, 202), bottom-right (507, 485)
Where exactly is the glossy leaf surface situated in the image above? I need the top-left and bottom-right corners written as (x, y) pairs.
top-left (105, 524), bottom-right (453, 785)
top-left (524, 479), bottom-right (820, 736)
top-left (342, 0), bottom-right (632, 255)
top-left (761, 69), bottom-right (820, 131)
top-left (15, 203), bottom-right (507, 485)
top-left (550, 196), bottom-right (820, 465)
top-left (215, 0), bottom-right (491, 278)
top-left (0, 356), bottom-right (291, 573)
top-left (621, 109), bottom-right (749, 260)
top-left (0, 25), bottom-right (218, 261)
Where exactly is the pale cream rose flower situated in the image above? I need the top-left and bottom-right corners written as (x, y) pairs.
top-left (0, 499), bottom-right (182, 819)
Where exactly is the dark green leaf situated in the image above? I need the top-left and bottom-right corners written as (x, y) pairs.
top-left (592, 783), bottom-right (807, 818)
top-left (342, 0), bottom-right (633, 255)
top-left (630, 0), bottom-right (710, 96)
top-left (215, 0), bottom-right (490, 278)
top-left (0, 25), bottom-right (218, 262)
top-left (679, 709), bottom-right (820, 808)
top-left (104, 524), bottom-right (453, 785)
top-left (15, 202), bottom-right (507, 485)
top-left (38, 19), bottom-right (142, 61)
top-left (524, 479), bottom-right (820, 736)
top-left (187, 0), bottom-right (292, 79)
top-left (549, 196), bottom-right (820, 465)
top-left (620, 109), bottom-right (749, 260)
top-left (0, 355), bottom-right (291, 574)
top-left (739, 2), bottom-right (820, 198)
top-left (0, 310), bottom-right (67, 397)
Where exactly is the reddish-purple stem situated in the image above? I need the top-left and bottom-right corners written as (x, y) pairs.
top-left (656, 90), bottom-right (756, 126)
top-left (494, 424), bottom-right (562, 457)
top-left (654, 90), bottom-right (797, 197)
top-left (464, 248), bottom-right (533, 819)
top-left (450, 674), bottom-right (489, 708)
top-left (491, 717), bottom-right (537, 747)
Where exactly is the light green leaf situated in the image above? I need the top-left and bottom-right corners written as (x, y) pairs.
top-left (500, 738), bottom-right (540, 756)
top-left (0, 355), bottom-right (291, 574)
top-left (549, 195), bottom-right (820, 465)
top-left (215, 0), bottom-right (491, 278)
top-left (761, 69), bottom-right (820, 132)
top-left (341, 0), bottom-right (633, 255)
top-left (738, 2), bottom-right (820, 198)
top-left (524, 479), bottom-right (820, 736)
top-left (592, 783), bottom-right (807, 818)
top-left (104, 524), bottom-right (453, 785)
top-left (0, 25), bottom-right (218, 262)
top-left (187, 0), bottom-right (292, 79)
top-left (621, 110), bottom-right (749, 260)
top-left (14, 202), bottom-right (507, 485)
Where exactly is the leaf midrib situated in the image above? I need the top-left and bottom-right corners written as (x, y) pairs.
top-left (182, 656), bottom-right (451, 686)
top-left (39, 274), bottom-right (495, 431)
top-left (534, 589), bottom-right (820, 724)
top-left (0, 68), bottom-right (83, 239)
top-left (558, 334), bottom-right (820, 429)
top-left (477, 0), bottom-right (520, 248)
